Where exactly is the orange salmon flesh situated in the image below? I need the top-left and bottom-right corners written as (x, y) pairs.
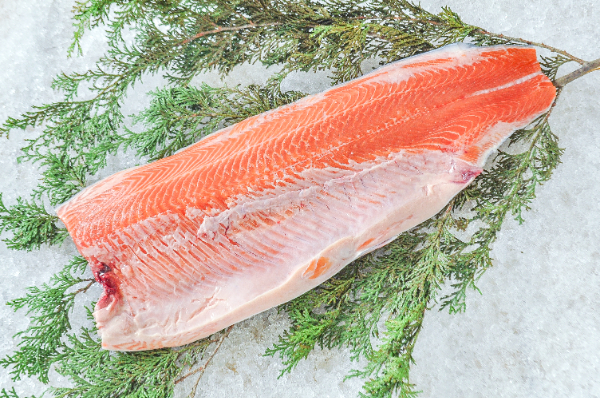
top-left (57, 43), bottom-right (556, 351)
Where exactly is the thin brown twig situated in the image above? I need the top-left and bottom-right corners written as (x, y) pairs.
top-left (367, 18), bottom-right (587, 65)
top-left (475, 29), bottom-right (586, 64)
top-left (175, 325), bottom-right (235, 388)
top-left (181, 23), bottom-right (280, 45)
top-left (180, 336), bottom-right (221, 351)
top-left (554, 57), bottom-right (600, 87)
top-left (187, 357), bottom-right (206, 398)
top-left (73, 279), bottom-right (96, 295)
top-left (179, 15), bottom-right (587, 69)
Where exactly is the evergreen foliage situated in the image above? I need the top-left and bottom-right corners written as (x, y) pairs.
top-left (0, 0), bottom-right (595, 397)
top-left (0, 256), bottom-right (92, 383)
top-left (0, 194), bottom-right (68, 251)
top-left (125, 81), bottom-right (306, 161)
top-left (0, 388), bottom-right (37, 398)
top-left (51, 327), bottom-right (221, 398)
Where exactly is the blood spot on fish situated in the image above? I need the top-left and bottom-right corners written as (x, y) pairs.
top-left (93, 261), bottom-right (121, 310)
top-left (462, 169), bottom-right (481, 181)
top-left (453, 168), bottom-right (482, 183)
top-left (98, 262), bottom-right (111, 276)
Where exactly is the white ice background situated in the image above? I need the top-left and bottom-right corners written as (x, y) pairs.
top-left (0, 0), bottom-right (599, 396)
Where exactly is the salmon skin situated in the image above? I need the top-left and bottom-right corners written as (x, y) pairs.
top-left (57, 43), bottom-right (556, 351)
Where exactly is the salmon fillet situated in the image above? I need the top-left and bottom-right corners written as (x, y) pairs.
top-left (57, 43), bottom-right (556, 351)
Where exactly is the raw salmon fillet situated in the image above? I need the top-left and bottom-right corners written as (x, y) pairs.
top-left (57, 43), bottom-right (556, 351)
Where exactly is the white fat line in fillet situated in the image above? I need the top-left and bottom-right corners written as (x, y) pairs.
top-left (468, 72), bottom-right (542, 97)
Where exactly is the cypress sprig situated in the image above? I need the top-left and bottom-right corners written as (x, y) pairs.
top-left (0, 194), bottom-right (68, 251)
top-left (0, 256), bottom-right (94, 383)
top-left (122, 81), bottom-right (306, 161)
top-left (51, 327), bottom-right (218, 398)
top-left (1, 0), bottom-right (597, 396)
top-left (0, 388), bottom-right (37, 398)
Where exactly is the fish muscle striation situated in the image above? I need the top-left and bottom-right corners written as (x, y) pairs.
top-left (57, 44), bottom-right (556, 351)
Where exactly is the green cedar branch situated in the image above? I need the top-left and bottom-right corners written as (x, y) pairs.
top-left (0, 194), bottom-right (68, 251)
top-left (51, 326), bottom-right (228, 398)
top-left (1, 256), bottom-right (94, 384)
top-left (181, 23), bottom-right (283, 44)
top-left (123, 81), bottom-right (306, 161)
top-left (0, 388), bottom-right (38, 398)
